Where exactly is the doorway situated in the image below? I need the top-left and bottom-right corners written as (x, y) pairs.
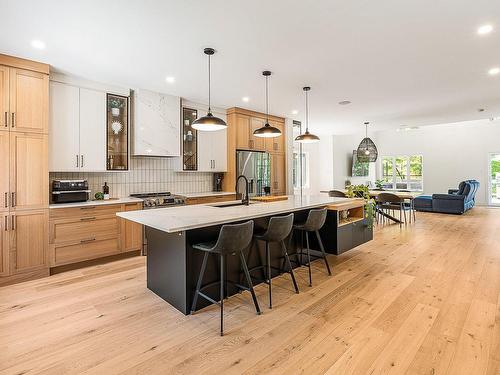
top-left (488, 153), bottom-right (500, 206)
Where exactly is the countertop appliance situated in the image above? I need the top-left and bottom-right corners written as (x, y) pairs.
top-left (51, 180), bottom-right (90, 204)
top-left (236, 150), bottom-right (271, 197)
top-left (129, 192), bottom-right (185, 209)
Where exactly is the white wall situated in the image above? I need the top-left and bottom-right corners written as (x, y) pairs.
top-left (374, 119), bottom-right (499, 205)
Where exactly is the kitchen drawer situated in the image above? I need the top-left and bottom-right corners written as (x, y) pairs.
top-left (52, 237), bottom-right (120, 266)
top-left (49, 204), bottom-right (122, 220)
top-left (51, 216), bottom-right (119, 244)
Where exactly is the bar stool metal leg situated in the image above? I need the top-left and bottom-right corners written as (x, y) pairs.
top-left (315, 230), bottom-right (331, 275)
top-left (305, 231), bottom-right (312, 287)
top-left (239, 251), bottom-right (261, 315)
top-left (220, 254), bottom-right (224, 336)
top-left (191, 252), bottom-right (209, 314)
top-left (266, 241), bottom-right (272, 308)
top-left (280, 240), bottom-right (299, 293)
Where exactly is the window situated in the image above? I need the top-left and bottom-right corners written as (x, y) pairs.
top-left (293, 151), bottom-right (309, 189)
top-left (381, 155), bottom-right (423, 191)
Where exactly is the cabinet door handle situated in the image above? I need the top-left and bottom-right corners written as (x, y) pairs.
top-left (11, 192), bottom-right (15, 207)
top-left (4, 192), bottom-right (7, 208)
top-left (11, 112), bottom-right (15, 128)
top-left (213, 160), bottom-right (216, 169)
top-left (4, 215), bottom-right (8, 231)
top-left (80, 217), bottom-right (96, 221)
top-left (249, 139), bottom-right (254, 149)
top-left (80, 238), bottom-right (96, 244)
top-left (81, 155), bottom-right (84, 168)
top-left (76, 154), bottom-right (79, 168)
top-left (11, 215), bottom-right (16, 231)
top-left (4, 112), bottom-right (7, 128)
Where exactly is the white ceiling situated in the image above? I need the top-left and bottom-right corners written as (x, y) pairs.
top-left (1, 0), bottom-right (500, 134)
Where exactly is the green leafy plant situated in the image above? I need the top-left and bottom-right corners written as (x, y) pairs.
top-left (375, 179), bottom-right (384, 189)
top-left (108, 98), bottom-right (124, 109)
top-left (345, 184), bottom-right (376, 228)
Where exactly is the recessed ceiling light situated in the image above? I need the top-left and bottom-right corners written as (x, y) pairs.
top-left (291, 110), bottom-right (299, 115)
top-left (477, 24), bottom-right (493, 35)
top-left (338, 100), bottom-right (351, 105)
top-left (165, 76), bottom-right (175, 83)
top-left (31, 39), bottom-right (45, 50)
top-left (242, 96), bottom-right (249, 102)
top-left (488, 67), bottom-right (500, 76)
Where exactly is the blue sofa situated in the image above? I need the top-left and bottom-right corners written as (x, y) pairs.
top-left (414, 180), bottom-right (479, 214)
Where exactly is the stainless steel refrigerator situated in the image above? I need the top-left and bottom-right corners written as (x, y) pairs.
top-left (236, 150), bottom-right (271, 197)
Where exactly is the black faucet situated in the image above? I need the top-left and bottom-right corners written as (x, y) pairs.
top-left (235, 175), bottom-right (250, 206)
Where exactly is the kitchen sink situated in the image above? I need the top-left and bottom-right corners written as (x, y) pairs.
top-left (212, 201), bottom-right (257, 208)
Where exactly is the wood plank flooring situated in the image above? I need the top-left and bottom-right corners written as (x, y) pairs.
top-left (1, 207), bottom-right (499, 374)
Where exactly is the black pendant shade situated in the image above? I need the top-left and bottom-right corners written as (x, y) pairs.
top-left (192, 47), bottom-right (227, 131)
top-left (253, 71), bottom-right (282, 138)
top-left (295, 86), bottom-right (320, 143)
top-left (356, 122), bottom-right (378, 162)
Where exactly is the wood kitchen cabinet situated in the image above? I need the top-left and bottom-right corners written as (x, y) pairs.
top-left (0, 66), bottom-right (8, 131)
top-left (9, 68), bottom-right (49, 134)
top-left (121, 203), bottom-right (143, 252)
top-left (10, 132), bottom-right (48, 211)
top-left (271, 152), bottom-right (286, 196)
top-left (225, 107), bottom-right (287, 193)
top-left (49, 202), bottom-right (143, 267)
top-left (0, 132), bottom-right (9, 210)
top-left (0, 54), bottom-right (50, 286)
top-left (11, 209), bottom-right (48, 273)
top-left (0, 213), bottom-right (8, 276)
top-left (49, 81), bottom-right (107, 172)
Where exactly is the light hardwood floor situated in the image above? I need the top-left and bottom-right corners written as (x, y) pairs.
top-left (1, 208), bottom-right (499, 374)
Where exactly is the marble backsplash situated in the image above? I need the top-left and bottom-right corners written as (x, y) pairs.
top-left (49, 157), bottom-right (213, 198)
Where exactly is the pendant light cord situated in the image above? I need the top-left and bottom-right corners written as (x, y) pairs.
top-left (305, 89), bottom-right (309, 132)
top-left (207, 53), bottom-right (211, 113)
top-left (265, 75), bottom-right (269, 124)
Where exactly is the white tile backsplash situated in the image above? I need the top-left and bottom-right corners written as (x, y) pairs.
top-left (50, 157), bottom-right (213, 198)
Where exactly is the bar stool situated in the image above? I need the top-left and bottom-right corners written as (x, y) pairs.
top-left (251, 213), bottom-right (299, 309)
top-left (191, 220), bottom-right (261, 336)
top-left (293, 208), bottom-right (332, 287)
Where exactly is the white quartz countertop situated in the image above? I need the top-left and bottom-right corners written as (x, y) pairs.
top-left (177, 191), bottom-right (236, 198)
top-left (117, 195), bottom-right (352, 233)
top-left (49, 197), bottom-right (143, 209)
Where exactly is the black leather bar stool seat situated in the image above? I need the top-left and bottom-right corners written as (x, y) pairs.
top-left (191, 220), bottom-right (261, 336)
top-left (250, 213), bottom-right (298, 309)
top-left (292, 207), bottom-right (332, 286)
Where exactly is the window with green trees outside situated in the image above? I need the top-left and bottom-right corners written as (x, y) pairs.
top-left (381, 155), bottom-right (423, 191)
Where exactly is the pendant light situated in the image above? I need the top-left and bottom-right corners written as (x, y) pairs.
top-left (356, 121), bottom-right (378, 162)
top-left (192, 47), bottom-right (227, 131)
top-left (253, 71), bottom-right (282, 138)
top-left (295, 86), bottom-right (320, 143)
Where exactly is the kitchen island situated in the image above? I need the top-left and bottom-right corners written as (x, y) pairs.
top-left (117, 195), bottom-right (371, 314)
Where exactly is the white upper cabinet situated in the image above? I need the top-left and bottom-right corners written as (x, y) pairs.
top-left (49, 81), bottom-right (109, 172)
top-left (79, 88), bottom-right (106, 171)
top-left (132, 89), bottom-right (180, 157)
top-left (197, 128), bottom-right (227, 172)
top-left (49, 82), bottom-right (80, 172)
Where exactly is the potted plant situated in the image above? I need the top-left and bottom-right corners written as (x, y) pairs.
top-left (345, 184), bottom-right (376, 228)
top-left (375, 179), bottom-right (385, 190)
top-left (108, 97), bottom-right (124, 117)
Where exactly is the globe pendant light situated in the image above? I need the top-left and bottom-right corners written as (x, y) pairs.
top-left (192, 47), bottom-right (227, 131)
top-left (295, 86), bottom-right (320, 143)
top-left (253, 71), bottom-right (282, 138)
top-left (356, 121), bottom-right (378, 162)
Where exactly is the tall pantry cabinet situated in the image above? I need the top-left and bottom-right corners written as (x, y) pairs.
top-left (0, 54), bottom-right (49, 285)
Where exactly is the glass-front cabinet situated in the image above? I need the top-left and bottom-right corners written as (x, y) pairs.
top-left (106, 93), bottom-right (129, 170)
top-left (182, 107), bottom-right (198, 171)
